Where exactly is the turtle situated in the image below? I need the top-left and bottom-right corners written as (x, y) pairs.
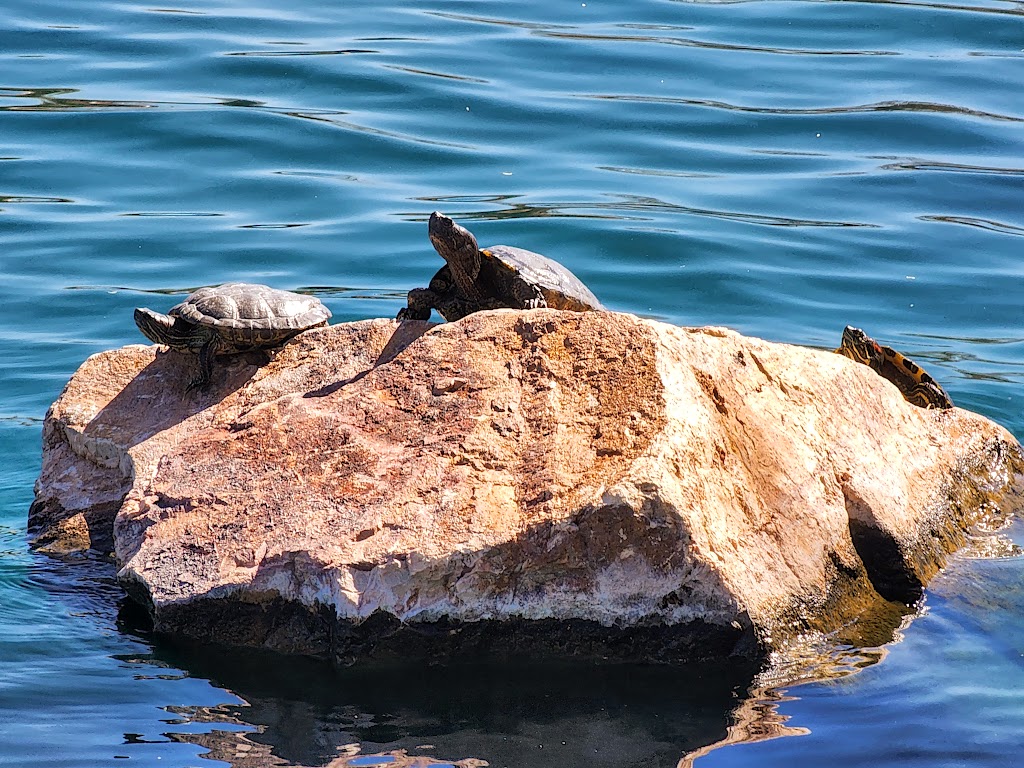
top-left (396, 211), bottom-right (605, 321)
top-left (834, 325), bottom-right (953, 410)
top-left (134, 282), bottom-right (331, 391)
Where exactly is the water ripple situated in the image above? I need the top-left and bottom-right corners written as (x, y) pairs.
top-left (577, 93), bottom-right (1024, 122)
top-left (224, 48), bottom-right (377, 57)
top-left (381, 64), bottom-right (489, 83)
top-left (0, 414), bottom-right (43, 426)
top-left (0, 87), bottom-right (154, 112)
top-left (967, 50), bottom-right (1024, 58)
top-left (0, 195), bottom-right (74, 204)
top-left (63, 284), bottom-right (388, 300)
top-left (280, 110), bottom-right (478, 149)
top-left (0, 87), bottom-right (480, 149)
top-left (236, 222), bottom-right (309, 229)
top-left (598, 165), bottom-right (720, 179)
top-left (875, 157), bottom-right (1024, 176)
top-left (919, 215), bottom-right (1024, 237)
top-left (412, 195), bottom-right (875, 228)
top-left (542, 29), bottom-right (898, 57)
top-left (121, 211), bottom-right (224, 218)
top-left (844, 0), bottom-right (1024, 19)
top-left (146, 7), bottom-right (205, 15)
top-left (425, 11), bottom-right (573, 31)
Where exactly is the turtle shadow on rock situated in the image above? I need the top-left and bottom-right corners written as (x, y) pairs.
top-left (31, 318), bottom-right (431, 557)
top-left (139, 347), bottom-right (269, 405)
top-left (85, 346), bottom-right (263, 433)
top-left (304, 319), bottom-right (437, 399)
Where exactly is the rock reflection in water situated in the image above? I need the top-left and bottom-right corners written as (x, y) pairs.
top-left (149, 640), bottom-right (763, 768)
top-left (680, 628), bottom-right (920, 768)
top-left (156, 637), bottom-right (913, 768)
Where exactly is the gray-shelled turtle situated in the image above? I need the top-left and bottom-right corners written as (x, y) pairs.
top-left (397, 211), bottom-right (605, 321)
top-left (134, 282), bottom-right (331, 391)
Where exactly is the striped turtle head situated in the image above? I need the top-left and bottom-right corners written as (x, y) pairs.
top-left (428, 212), bottom-right (484, 300)
top-left (134, 307), bottom-right (206, 351)
top-left (835, 325), bottom-right (880, 366)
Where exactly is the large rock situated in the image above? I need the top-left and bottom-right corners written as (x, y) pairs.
top-left (30, 311), bottom-right (1024, 663)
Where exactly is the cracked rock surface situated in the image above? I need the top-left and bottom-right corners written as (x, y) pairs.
top-left (29, 311), bottom-right (1024, 663)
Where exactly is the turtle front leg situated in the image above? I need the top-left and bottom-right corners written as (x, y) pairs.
top-left (397, 288), bottom-right (438, 321)
top-left (187, 338), bottom-right (219, 392)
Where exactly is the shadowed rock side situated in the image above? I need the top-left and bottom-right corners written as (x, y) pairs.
top-left (29, 312), bottom-right (1024, 664)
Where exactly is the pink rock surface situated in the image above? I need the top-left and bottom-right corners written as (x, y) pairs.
top-left (30, 311), bottom-right (1024, 662)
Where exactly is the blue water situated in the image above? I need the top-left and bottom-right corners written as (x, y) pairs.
top-left (2, 0), bottom-right (1023, 765)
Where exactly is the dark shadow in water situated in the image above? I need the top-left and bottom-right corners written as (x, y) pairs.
top-left (25, 482), bottom-right (798, 768)
top-left (138, 634), bottom-right (764, 768)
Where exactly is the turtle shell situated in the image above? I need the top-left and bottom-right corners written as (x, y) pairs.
top-left (482, 245), bottom-right (605, 312)
top-left (170, 282), bottom-right (331, 347)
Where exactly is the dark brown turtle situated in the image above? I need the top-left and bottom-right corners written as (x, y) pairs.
top-left (835, 325), bottom-right (953, 409)
top-left (397, 211), bottom-right (605, 321)
top-left (134, 282), bottom-right (331, 391)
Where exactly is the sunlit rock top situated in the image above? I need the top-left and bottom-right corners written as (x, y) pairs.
top-left (30, 311), bottom-right (1024, 663)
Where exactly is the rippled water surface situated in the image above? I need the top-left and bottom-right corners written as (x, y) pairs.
top-left (2, 0), bottom-right (1023, 765)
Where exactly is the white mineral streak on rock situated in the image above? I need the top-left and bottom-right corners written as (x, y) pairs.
top-left (29, 312), bottom-right (1024, 661)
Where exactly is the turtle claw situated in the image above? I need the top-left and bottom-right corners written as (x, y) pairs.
top-left (398, 287), bottom-right (442, 321)
top-left (184, 376), bottom-right (208, 395)
top-left (184, 363), bottom-right (212, 394)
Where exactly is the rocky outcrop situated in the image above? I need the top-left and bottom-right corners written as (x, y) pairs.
top-left (29, 311), bottom-right (1024, 663)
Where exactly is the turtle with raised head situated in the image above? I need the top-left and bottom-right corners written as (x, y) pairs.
top-left (134, 282), bottom-right (331, 391)
top-left (835, 325), bottom-right (953, 409)
top-left (397, 211), bottom-right (605, 321)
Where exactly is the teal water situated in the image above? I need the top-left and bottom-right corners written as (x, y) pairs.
top-left (2, 0), bottom-right (1023, 765)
